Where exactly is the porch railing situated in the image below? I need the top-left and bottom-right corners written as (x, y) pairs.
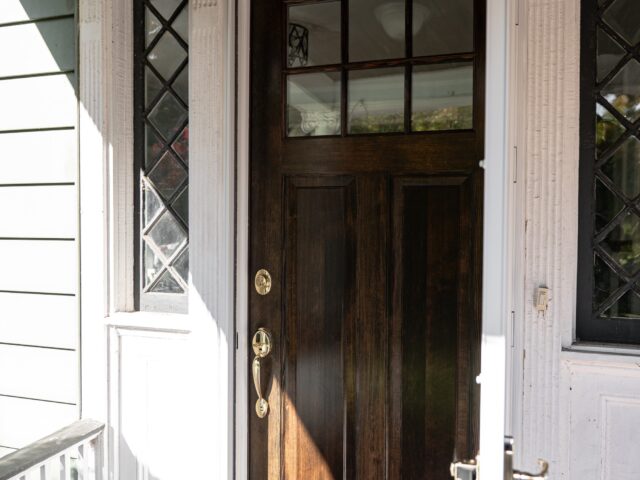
top-left (0, 419), bottom-right (104, 480)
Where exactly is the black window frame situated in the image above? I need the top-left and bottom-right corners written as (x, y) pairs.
top-left (577, 0), bottom-right (640, 344)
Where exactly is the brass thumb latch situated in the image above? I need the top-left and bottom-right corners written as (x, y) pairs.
top-left (450, 437), bottom-right (549, 480)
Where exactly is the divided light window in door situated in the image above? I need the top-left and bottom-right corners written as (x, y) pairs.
top-left (134, 0), bottom-right (189, 312)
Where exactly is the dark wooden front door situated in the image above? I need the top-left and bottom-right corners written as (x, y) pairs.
top-left (249, 0), bottom-right (484, 477)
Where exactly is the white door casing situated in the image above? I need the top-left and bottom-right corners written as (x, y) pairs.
top-left (79, 0), bottom-right (236, 478)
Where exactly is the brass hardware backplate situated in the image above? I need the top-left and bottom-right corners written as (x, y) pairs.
top-left (252, 328), bottom-right (273, 358)
top-left (254, 269), bottom-right (272, 295)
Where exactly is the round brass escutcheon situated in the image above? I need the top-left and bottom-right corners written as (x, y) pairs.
top-left (252, 327), bottom-right (273, 358)
top-left (256, 398), bottom-right (269, 418)
top-left (254, 269), bottom-right (272, 295)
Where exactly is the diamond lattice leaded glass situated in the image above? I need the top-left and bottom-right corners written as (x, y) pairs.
top-left (139, 0), bottom-right (189, 305)
top-left (589, 0), bottom-right (640, 326)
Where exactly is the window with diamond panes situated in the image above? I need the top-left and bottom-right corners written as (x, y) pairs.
top-left (577, 0), bottom-right (640, 343)
top-left (135, 0), bottom-right (189, 312)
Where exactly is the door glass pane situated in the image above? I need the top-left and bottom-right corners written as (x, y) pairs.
top-left (349, 0), bottom-right (405, 62)
top-left (287, 72), bottom-right (341, 137)
top-left (413, 0), bottom-right (474, 57)
top-left (412, 62), bottom-right (473, 131)
top-left (349, 67), bottom-right (404, 133)
top-left (288, 2), bottom-right (341, 68)
top-left (139, 0), bottom-right (189, 310)
top-left (601, 59), bottom-right (640, 123)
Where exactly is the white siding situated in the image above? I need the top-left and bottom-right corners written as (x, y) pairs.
top-left (0, 75), bottom-right (76, 132)
top-left (0, 293), bottom-right (76, 349)
top-left (0, 186), bottom-right (76, 238)
top-left (0, 18), bottom-right (76, 77)
top-left (0, 1), bottom-right (74, 26)
top-left (0, 396), bottom-right (77, 449)
top-left (0, 345), bottom-right (77, 404)
top-left (0, 130), bottom-right (77, 185)
top-left (0, 3), bottom-right (79, 451)
top-left (0, 240), bottom-right (77, 294)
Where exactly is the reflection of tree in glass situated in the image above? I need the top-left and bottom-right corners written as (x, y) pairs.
top-left (596, 107), bottom-right (624, 154)
top-left (349, 113), bottom-right (404, 134)
top-left (412, 105), bottom-right (473, 132)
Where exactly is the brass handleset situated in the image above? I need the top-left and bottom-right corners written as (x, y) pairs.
top-left (252, 327), bottom-right (272, 419)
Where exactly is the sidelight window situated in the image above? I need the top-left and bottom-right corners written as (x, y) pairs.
top-left (285, 0), bottom-right (476, 137)
top-left (577, 0), bottom-right (640, 343)
top-left (135, 0), bottom-right (189, 312)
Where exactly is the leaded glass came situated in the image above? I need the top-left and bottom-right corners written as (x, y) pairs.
top-left (579, 0), bottom-right (640, 342)
top-left (137, 0), bottom-right (189, 311)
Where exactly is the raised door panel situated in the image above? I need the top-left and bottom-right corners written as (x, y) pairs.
top-left (282, 177), bottom-right (355, 480)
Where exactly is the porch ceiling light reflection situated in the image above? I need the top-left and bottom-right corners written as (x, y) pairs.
top-left (374, 2), bottom-right (430, 41)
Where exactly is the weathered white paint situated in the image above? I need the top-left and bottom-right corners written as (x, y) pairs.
top-left (0, 293), bottom-right (76, 349)
top-left (0, 131), bottom-right (77, 185)
top-left (0, 18), bottom-right (76, 78)
top-left (0, 1), bottom-right (74, 26)
top-left (0, 345), bottom-right (77, 404)
top-left (0, 240), bottom-right (76, 294)
top-left (0, 75), bottom-right (76, 132)
top-left (0, 396), bottom-right (77, 449)
top-left (0, 186), bottom-right (76, 238)
top-left (513, 0), bottom-right (640, 477)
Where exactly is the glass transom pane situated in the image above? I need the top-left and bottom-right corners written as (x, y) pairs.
top-left (349, 0), bottom-right (405, 62)
top-left (288, 2), bottom-right (341, 67)
top-left (348, 67), bottom-right (404, 133)
top-left (287, 72), bottom-right (341, 137)
top-left (413, 0), bottom-right (474, 57)
top-left (412, 62), bottom-right (473, 131)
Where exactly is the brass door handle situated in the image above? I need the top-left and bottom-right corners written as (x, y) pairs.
top-left (252, 328), bottom-right (272, 418)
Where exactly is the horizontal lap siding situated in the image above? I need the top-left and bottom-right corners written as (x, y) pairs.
top-left (0, 345), bottom-right (77, 404)
top-left (0, 130), bottom-right (77, 184)
top-left (0, 293), bottom-right (76, 349)
top-left (0, 396), bottom-right (77, 449)
top-left (0, 1), bottom-right (74, 26)
top-left (0, 186), bottom-right (76, 238)
top-left (0, 4), bottom-right (79, 450)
